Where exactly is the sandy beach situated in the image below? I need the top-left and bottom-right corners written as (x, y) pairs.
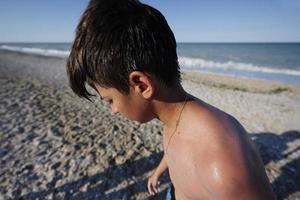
top-left (0, 49), bottom-right (299, 199)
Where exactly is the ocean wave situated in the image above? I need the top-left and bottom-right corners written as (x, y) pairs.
top-left (179, 56), bottom-right (300, 76)
top-left (0, 45), bottom-right (70, 57)
top-left (1, 45), bottom-right (300, 76)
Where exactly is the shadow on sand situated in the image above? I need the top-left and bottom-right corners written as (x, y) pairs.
top-left (21, 130), bottom-right (299, 200)
top-left (20, 151), bottom-right (170, 200)
top-left (251, 130), bottom-right (300, 200)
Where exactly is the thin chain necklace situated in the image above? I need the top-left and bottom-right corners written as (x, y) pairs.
top-left (165, 94), bottom-right (188, 154)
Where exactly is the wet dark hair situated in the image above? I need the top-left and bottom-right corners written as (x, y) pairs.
top-left (66, 0), bottom-right (181, 100)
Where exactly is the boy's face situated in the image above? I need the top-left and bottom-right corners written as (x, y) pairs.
top-left (93, 84), bottom-right (155, 123)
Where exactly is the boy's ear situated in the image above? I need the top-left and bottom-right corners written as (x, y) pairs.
top-left (129, 71), bottom-right (154, 99)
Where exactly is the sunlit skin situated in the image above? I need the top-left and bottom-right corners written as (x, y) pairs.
top-left (92, 71), bottom-right (276, 200)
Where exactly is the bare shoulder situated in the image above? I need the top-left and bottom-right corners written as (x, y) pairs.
top-left (181, 99), bottom-right (275, 199)
top-left (182, 98), bottom-right (248, 147)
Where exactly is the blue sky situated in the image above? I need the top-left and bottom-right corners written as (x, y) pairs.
top-left (0, 0), bottom-right (299, 42)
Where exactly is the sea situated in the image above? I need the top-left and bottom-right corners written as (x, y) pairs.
top-left (1, 42), bottom-right (300, 85)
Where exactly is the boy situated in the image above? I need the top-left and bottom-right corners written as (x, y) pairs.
top-left (66, 0), bottom-right (276, 199)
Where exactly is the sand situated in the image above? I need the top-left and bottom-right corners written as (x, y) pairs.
top-left (0, 50), bottom-right (299, 199)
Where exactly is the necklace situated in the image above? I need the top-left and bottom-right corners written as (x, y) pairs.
top-left (165, 94), bottom-right (188, 154)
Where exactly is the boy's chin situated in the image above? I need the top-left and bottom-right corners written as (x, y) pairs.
top-left (130, 117), bottom-right (155, 124)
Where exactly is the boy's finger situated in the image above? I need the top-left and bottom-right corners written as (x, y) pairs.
top-left (150, 184), bottom-right (157, 195)
top-left (150, 184), bottom-right (156, 194)
top-left (147, 181), bottom-right (152, 194)
top-left (148, 183), bottom-right (155, 195)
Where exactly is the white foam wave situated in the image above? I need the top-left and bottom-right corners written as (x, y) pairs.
top-left (179, 56), bottom-right (300, 76)
top-left (0, 45), bottom-right (70, 57)
top-left (1, 45), bottom-right (299, 76)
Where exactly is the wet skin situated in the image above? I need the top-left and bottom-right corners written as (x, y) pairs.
top-left (163, 98), bottom-right (275, 199)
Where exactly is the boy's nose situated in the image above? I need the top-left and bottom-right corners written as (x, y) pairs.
top-left (111, 105), bottom-right (118, 113)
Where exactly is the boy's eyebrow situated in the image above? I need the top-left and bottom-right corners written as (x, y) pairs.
top-left (89, 83), bottom-right (108, 100)
top-left (99, 94), bottom-right (108, 100)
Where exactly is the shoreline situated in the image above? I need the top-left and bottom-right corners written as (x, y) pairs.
top-left (182, 71), bottom-right (300, 94)
top-left (1, 49), bottom-right (300, 94)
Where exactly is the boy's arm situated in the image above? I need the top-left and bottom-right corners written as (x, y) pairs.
top-left (147, 153), bottom-right (168, 195)
top-left (152, 153), bottom-right (168, 177)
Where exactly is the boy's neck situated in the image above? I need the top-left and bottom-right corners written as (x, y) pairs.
top-left (153, 84), bottom-right (189, 129)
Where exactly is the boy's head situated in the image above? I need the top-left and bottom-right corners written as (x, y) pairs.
top-left (66, 0), bottom-right (181, 101)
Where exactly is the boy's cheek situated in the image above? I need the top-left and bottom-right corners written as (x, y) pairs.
top-left (123, 110), bottom-right (144, 122)
top-left (117, 98), bottom-right (154, 122)
top-left (128, 106), bottom-right (154, 123)
top-left (117, 105), bottom-right (148, 123)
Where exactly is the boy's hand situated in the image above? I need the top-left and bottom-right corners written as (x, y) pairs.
top-left (147, 173), bottom-right (160, 195)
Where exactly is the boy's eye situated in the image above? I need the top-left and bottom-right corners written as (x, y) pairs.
top-left (107, 99), bottom-right (113, 104)
top-left (98, 96), bottom-right (112, 104)
top-left (103, 98), bottom-right (113, 104)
